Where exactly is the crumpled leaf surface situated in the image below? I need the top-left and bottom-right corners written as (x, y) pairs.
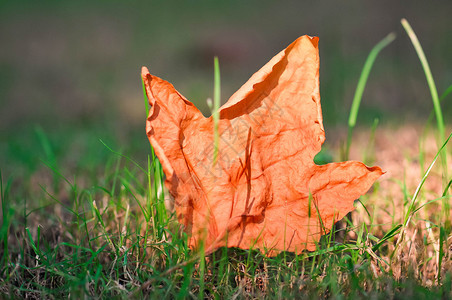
top-left (142, 35), bottom-right (383, 256)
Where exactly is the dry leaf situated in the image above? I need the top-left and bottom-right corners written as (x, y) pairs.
top-left (142, 35), bottom-right (383, 256)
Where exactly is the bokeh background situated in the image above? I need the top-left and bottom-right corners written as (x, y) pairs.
top-left (1, 0), bottom-right (451, 179)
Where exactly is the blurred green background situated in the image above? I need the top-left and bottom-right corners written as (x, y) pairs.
top-left (1, 0), bottom-right (451, 179)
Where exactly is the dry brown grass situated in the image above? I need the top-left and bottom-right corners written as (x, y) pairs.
top-left (345, 124), bottom-right (452, 285)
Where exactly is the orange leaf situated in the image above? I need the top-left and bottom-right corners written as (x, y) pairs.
top-left (142, 35), bottom-right (383, 256)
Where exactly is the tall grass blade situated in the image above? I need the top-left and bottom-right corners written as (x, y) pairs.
top-left (345, 32), bottom-right (396, 160)
top-left (423, 84), bottom-right (452, 137)
top-left (177, 261), bottom-right (194, 299)
top-left (152, 147), bottom-right (167, 230)
top-left (142, 78), bottom-right (150, 117)
top-left (442, 179), bottom-right (452, 197)
top-left (401, 19), bottom-right (448, 172)
top-left (437, 226), bottom-right (446, 283)
top-left (372, 224), bottom-right (402, 252)
top-left (0, 171), bottom-right (13, 277)
top-left (26, 227), bottom-right (43, 262)
top-left (401, 19), bottom-right (445, 144)
top-left (420, 84), bottom-right (452, 173)
top-left (401, 18), bottom-right (449, 229)
top-left (212, 56), bottom-right (221, 165)
top-left (439, 84), bottom-right (452, 103)
top-left (198, 240), bottom-right (206, 300)
top-left (148, 155), bottom-right (157, 240)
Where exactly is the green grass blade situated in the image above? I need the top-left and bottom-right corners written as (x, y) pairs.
top-left (401, 18), bottom-right (450, 231)
top-left (411, 195), bottom-right (450, 215)
top-left (198, 240), bottom-right (206, 300)
top-left (372, 224), bottom-right (402, 252)
top-left (148, 155), bottom-right (157, 240)
top-left (345, 32), bottom-right (396, 160)
top-left (99, 139), bottom-right (147, 174)
top-left (0, 171), bottom-right (13, 277)
top-left (439, 84), bottom-right (452, 102)
top-left (177, 261), bottom-right (194, 299)
top-left (401, 19), bottom-right (445, 144)
top-left (142, 78), bottom-right (150, 117)
top-left (153, 148), bottom-right (167, 228)
top-left (442, 179), bottom-right (452, 197)
top-left (420, 84), bottom-right (452, 171)
top-left (438, 226), bottom-right (446, 283)
top-left (212, 56), bottom-right (221, 165)
top-left (26, 227), bottom-right (42, 260)
top-left (401, 19), bottom-right (448, 185)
